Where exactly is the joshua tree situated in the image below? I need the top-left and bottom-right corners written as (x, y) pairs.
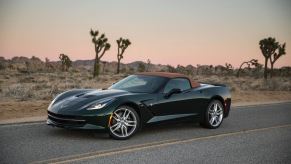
top-left (259, 37), bottom-right (280, 79)
top-left (269, 43), bottom-right (286, 77)
top-left (225, 63), bottom-right (233, 70)
top-left (59, 54), bottom-right (72, 71)
top-left (225, 63), bottom-right (233, 75)
top-left (237, 59), bottom-right (259, 77)
top-left (116, 37), bottom-right (131, 74)
top-left (90, 29), bottom-right (111, 77)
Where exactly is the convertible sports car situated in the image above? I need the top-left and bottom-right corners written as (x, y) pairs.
top-left (47, 72), bottom-right (231, 140)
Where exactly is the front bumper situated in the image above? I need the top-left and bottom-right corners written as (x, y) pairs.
top-left (47, 111), bottom-right (110, 130)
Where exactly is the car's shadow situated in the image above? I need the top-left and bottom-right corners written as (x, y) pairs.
top-left (46, 120), bottom-right (201, 140)
top-left (142, 121), bottom-right (200, 133)
top-left (47, 128), bottom-right (109, 140)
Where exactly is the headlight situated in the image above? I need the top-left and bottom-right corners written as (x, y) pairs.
top-left (87, 97), bottom-right (115, 110)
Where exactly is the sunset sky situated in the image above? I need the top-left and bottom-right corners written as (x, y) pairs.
top-left (0, 0), bottom-right (290, 68)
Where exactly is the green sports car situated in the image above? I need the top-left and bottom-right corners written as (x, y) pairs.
top-left (47, 72), bottom-right (231, 140)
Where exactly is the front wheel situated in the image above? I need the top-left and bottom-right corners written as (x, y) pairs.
top-left (108, 106), bottom-right (140, 140)
top-left (201, 100), bottom-right (224, 129)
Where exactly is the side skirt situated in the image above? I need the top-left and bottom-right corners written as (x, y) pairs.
top-left (147, 113), bottom-right (198, 124)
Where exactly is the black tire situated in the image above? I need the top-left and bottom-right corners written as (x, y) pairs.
top-left (108, 106), bottom-right (140, 140)
top-left (200, 100), bottom-right (224, 129)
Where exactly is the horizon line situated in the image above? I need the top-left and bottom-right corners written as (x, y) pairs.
top-left (1, 55), bottom-right (290, 69)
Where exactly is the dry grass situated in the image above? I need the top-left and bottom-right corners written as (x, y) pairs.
top-left (0, 70), bottom-right (126, 101)
top-left (191, 75), bottom-right (291, 92)
top-left (0, 69), bottom-right (291, 120)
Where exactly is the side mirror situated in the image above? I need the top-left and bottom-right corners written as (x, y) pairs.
top-left (164, 88), bottom-right (181, 98)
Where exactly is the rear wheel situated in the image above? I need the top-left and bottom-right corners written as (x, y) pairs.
top-left (201, 100), bottom-right (224, 129)
top-left (108, 106), bottom-right (140, 140)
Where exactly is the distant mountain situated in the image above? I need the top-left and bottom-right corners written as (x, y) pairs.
top-left (71, 59), bottom-right (167, 72)
top-left (72, 59), bottom-right (146, 68)
top-left (73, 59), bottom-right (95, 67)
top-left (1, 56), bottom-right (290, 77)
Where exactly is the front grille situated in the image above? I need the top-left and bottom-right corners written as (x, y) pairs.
top-left (48, 111), bottom-right (86, 127)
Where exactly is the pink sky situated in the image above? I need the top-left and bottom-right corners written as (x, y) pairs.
top-left (0, 0), bottom-right (290, 68)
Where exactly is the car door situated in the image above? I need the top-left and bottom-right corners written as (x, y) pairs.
top-left (150, 78), bottom-right (195, 116)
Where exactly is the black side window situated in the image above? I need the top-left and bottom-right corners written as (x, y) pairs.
top-left (163, 78), bottom-right (191, 93)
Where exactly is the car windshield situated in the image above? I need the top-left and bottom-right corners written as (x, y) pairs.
top-left (109, 75), bottom-right (167, 93)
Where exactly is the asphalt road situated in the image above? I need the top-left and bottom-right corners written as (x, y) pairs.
top-left (1, 102), bottom-right (291, 164)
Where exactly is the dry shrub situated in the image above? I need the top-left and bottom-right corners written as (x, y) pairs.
top-left (196, 75), bottom-right (291, 92)
top-left (260, 79), bottom-right (291, 91)
top-left (46, 84), bottom-right (62, 99)
top-left (18, 76), bottom-right (36, 83)
top-left (4, 84), bottom-right (35, 100)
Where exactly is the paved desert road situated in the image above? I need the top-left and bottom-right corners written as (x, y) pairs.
top-left (1, 102), bottom-right (291, 164)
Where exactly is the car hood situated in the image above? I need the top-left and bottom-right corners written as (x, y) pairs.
top-left (49, 89), bottom-right (132, 113)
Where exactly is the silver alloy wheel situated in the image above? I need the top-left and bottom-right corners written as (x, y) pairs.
top-left (109, 107), bottom-right (137, 138)
top-left (208, 102), bottom-right (224, 127)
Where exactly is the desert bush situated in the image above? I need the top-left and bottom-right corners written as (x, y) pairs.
top-left (49, 84), bottom-right (62, 98)
top-left (260, 79), bottom-right (291, 91)
top-left (0, 63), bottom-right (6, 70)
top-left (137, 63), bottom-right (145, 72)
top-left (176, 65), bottom-right (194, 75)
top-left (126, 67), bottom-right (135, 74)
top-left (196, 65), bottom-right (214, 75)
top-left (196, 75), bottom-right (291, 92)
top-left (166, 65), bottom-right (176, 73)
top-left (4, 84), bottom-right (35, 100)
top-left (71, 68), bottom-right (79, 73)
top-left (261, 79), bottom-right (279, 91)
top-left (18, 76), bottom-right (36, 83)
top-left (121, 67), bottom-right (126, 73)
top-left (32, 83), bottom-right (50, 90)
